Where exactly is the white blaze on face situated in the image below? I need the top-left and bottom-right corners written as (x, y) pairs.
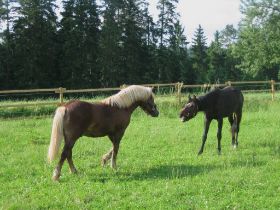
top-left (180, 102), bottom-right (195, 122)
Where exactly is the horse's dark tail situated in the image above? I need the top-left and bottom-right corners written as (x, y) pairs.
top-left (48, 106), bottom-right (66, 163)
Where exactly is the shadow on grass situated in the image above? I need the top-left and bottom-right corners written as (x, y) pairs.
top-left (88, 164), bottom-right (217, 183)
top-left (123, 164), bottom-right (216, 180)
top-left (85, 156), bottom-right (267, 183)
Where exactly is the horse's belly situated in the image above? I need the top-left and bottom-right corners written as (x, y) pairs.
top-left (84, 124), bottom-right (113, 138)
top-left (83, 132), bottom-right (106, 138)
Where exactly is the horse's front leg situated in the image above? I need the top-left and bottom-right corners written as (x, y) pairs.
top-left (111, 142), bottom-right (120, 169)
top-left (198, 117), bottom-right (211, 155)
top-left (101, 149), bottom-right (113, 167)
top-left (217, 118), bottom-right (223, 155)
top-left (108, 130), bottom-right (125, 169)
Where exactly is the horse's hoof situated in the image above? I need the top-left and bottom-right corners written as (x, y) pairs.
top-left (197, 150), bottom-right (203, 155)
top-left (70, 168), bottom-right (78, 174)
top-left (232, 144), bottom-right (237, 149)
top-left (101, 159), bottom-right (106, 167)
top-left (52, 169), bottom-right (60, 181)
top-left (52, 174), bottom-right (60, 181)
top-left (218, 150), bottom-right (221, 155)
top-left (111, 163), bottom-right (117, 170)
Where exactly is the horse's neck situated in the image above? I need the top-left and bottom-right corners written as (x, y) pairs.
top-left (197, 98), bottom-right (204, 112)
top-left (197, 95), bottom-right (212, 112)
top-left (127, 102), bottom-right (140, 114)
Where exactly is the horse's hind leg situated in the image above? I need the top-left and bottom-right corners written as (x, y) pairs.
top-left (52, 138), bottom-right (77, 180)
top-left (217, 118), bottom-right (223, 155)
top-left (52, 144), bottom-right (71, 181)
top-left (228, 115), bottom-right (235, 147)
top-left (235, 111), bottom-right (242, 147)
top-left (66, 141), bottom-right (77, 174)
top-left (230, 114), bottom-right (239, 149)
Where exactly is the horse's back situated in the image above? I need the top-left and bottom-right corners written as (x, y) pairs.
top-left (220, 86), bottom-right (243, 110)
top-left (211, 87), bottom-right (243, 118)
top-left (220, 86), bottom-right (243, 107)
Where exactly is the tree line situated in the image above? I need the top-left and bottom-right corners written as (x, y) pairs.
top-left (0, 0), bottom-right (279, 89)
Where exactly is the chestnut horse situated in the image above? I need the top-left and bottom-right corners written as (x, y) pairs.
top-left (180, 86), bottom-right (243, 155)
top-left (48, 85), bottom-right (159, 181)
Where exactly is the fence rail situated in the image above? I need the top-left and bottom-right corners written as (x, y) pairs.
top-left (0, 80), bottom-right (277, 108)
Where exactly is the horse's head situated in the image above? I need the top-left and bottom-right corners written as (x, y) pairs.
top-left (140, 95), bottom-right (159, 117)
top-left (180, 95), bottom-right (198, 122)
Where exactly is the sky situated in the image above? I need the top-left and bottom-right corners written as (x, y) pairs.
top-left (149, 0), bottom-right (242, 44)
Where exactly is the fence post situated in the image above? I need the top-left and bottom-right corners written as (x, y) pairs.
top-left (55, 87), bottom-right (66, 105)
top-left (175, 82), bottom-right (178, 93)
top-left (177, 82), bottom-right (183, 104)
top-left (271, 80), bottom-right (275, 101)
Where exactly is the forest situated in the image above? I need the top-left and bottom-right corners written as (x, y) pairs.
top-left (0, 0), bottom-right (279, 89)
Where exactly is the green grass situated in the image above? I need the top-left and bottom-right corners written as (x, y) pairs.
top-left (0, 93), bottom-right (280, 209)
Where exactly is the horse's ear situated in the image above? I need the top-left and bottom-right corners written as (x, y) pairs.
top-left (193, 95), bottom-right (197, 100)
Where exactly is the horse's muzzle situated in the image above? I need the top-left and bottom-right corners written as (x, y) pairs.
top-left (180, 116), bottom-right (187, 122)
top-left (152, 110), bottom-right (159, 117)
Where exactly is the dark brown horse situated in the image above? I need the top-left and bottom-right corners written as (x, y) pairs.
top-left (48, 85), bottom-right (159, 181)
top-left (180, 86), bottom-right (244, 155)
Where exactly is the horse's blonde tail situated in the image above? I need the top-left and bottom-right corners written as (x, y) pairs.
top-left (48, 106), bottom-right (66, 163)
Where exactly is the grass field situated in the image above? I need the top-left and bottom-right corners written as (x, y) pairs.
top-left (0, 93), bottom-right (280, 209)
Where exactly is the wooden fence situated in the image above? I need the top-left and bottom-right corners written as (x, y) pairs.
top-left (0, 80), bottom-right (277, 108)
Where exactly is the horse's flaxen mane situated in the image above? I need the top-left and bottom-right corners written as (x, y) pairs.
top-left (102, 85), bottom-right (153, 108)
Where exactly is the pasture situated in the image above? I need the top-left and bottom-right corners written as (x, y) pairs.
top-left (0, 93), bottom-right (280, 209)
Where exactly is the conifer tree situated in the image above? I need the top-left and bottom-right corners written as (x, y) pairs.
top-left (169, 21), bottom-right (191, 83)
top-left (98, 0), bottom-right (124, 87)
top-left (12, 0), bottom-right (58, 88)
top-left (156, 0), bottom-right (179, 82)
top-left (59, 0), bottom-right (100, 88)
top-left (207, 31), bottom-right (227, 83)
top-left (0, 0), bottom-right (19, 88)
top-left (191, 24), bottom-right (208, 83)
